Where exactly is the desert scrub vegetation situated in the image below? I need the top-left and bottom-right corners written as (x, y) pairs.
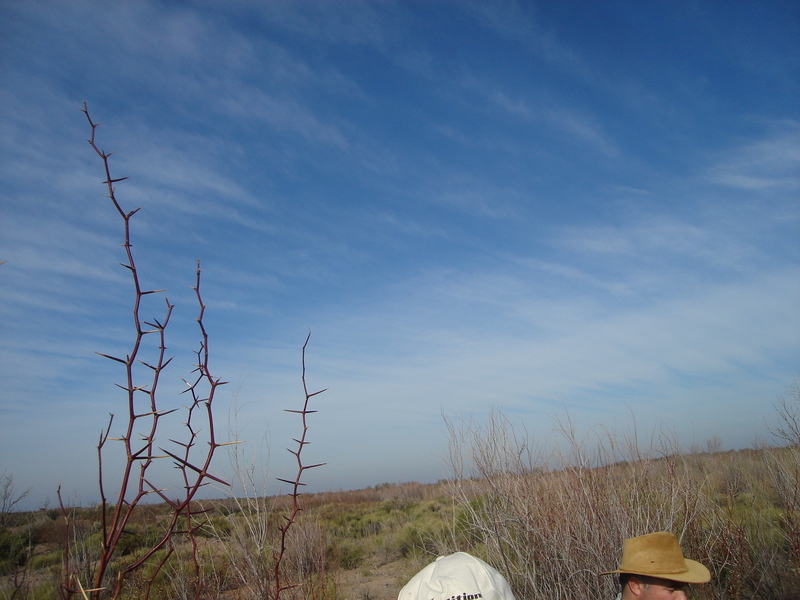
top-left (445, 399), bottom-right (800, 600)
top-left (3, 430), bottom-right (800, 599)
top-left (0, 483), bottom-right (460, 599)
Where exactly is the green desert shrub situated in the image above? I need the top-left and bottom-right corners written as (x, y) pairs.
top-left (30, 549), bottom-right (62, 570)
top-left (334, 538), bottom-right (364, 569)
top-left (29, 581), bottom-right (60, 600)
top-left (0, 528), bottom-right (28, 574)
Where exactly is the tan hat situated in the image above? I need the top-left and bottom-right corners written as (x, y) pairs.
top-left (600, 532), bottom-right (710, 584)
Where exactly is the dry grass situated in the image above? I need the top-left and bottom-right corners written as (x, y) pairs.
top-left (445, 409), bottom-right (799, 600)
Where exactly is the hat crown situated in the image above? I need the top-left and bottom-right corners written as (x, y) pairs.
top-left (620, 532), bottom-right (688, 574)
top-left (601, 531), bottom-right (711, 584)
top-left (398, 552), bottom-right (515, 600)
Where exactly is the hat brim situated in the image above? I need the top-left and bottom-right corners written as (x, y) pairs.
top-left (599, 558), bottom-right (710, 584)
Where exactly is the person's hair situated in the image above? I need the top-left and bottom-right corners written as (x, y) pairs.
top-left (619, 574), bottom-right (653, 591)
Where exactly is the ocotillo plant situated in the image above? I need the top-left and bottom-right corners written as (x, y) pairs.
top-left (59, 104), bottom-right (232, 600)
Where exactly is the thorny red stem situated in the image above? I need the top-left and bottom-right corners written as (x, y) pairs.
top-left (271, 331), bottom-right (327, 600)
top-left (60, 105), bottom-right (228, 600)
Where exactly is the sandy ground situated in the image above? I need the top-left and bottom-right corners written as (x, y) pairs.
top-left (337, 557), bottom-right (422, 600)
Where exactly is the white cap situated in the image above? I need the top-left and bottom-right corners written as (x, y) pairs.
top-left (398, 552), bottom-right (516, 600)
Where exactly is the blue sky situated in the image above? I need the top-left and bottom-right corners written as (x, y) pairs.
top-left (1, 0), bottom-right (798, 510)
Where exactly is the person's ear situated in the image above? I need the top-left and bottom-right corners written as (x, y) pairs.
top-left (627, 577), bottom-right (645, 597)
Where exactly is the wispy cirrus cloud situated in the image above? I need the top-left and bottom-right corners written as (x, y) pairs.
top-left (476, 86), bottom-right (620, 156)
top-left (1, 0), bottom-right (797, 509)
top-left (704, 121), bottom-right (800, 191)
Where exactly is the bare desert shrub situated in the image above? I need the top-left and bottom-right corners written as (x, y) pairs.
top-left (761, 384), bottom-right (800, 598)
top-left (205, 503), bottom-right (335, 600)
top-left (446, 409), bottom-right (797, 600)
top-left (0, 473), bottom-right (30, 529)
